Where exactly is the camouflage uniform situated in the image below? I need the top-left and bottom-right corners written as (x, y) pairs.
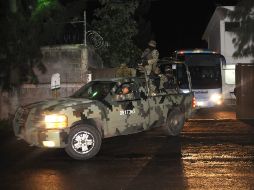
top-left (116, 64), bottom-right (132, 77)
top-left (159, 74), bottom-right (167, 91)
top-left (137, 40), bottom-right (159, 76)
top-left (138, 40), bottom-right (160, 94)
top-left (160, 73), bottom-right (178, 93)
top-left (141, 48), bottom-right (159, 75)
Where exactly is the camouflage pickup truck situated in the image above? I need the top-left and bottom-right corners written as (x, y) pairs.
top-left (13, 61), bottom-right (195, 160)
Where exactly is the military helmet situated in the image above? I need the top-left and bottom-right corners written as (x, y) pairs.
top-left (148, 40), bottom-right (156, 48)
top-left (165, 65), bottom-right (172, 74)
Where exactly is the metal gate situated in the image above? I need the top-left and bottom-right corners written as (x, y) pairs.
top-left (235, 63), bottom-right (254, 119)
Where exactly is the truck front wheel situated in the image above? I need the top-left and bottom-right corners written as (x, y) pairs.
top-left (165, 108), bottom-right (185, 136)
top-left (65, 124), bottom-right (101, 160)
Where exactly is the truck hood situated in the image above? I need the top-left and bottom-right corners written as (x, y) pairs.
top-left (22, 98), bottom-right (94, 112)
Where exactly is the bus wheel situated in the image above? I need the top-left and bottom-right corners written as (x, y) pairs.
top-left (165, 108), bottom-right (185, 136)
top-left (65, 124), bottom-right (101, 160)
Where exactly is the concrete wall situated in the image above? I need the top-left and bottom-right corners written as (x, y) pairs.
top-left (205, 12), bottom-right (221, 53)
top-left (37, 45), bottom-right (103, 83)
top-left (220, 19), bottom-right (253, 65)
top-left (0, 45), bottom-right (104, 119)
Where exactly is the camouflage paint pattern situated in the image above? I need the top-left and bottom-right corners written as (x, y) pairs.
top-left (13, 76), bottom-right (194, 149)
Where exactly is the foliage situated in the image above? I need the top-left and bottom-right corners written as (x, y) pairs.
top-left (0, 1), bottom-right (42, 90)
top-left (134, 0), bottom-right (153, 50)
top-left (91, 0), bottom-right (142, 68)
top-left (227, 0), bottom-right (254, 58)
top-left (0, 0), bottom-right (62, 90)
top-left (0, 0), bottom-right (89, 90)
top-left (32, 0), bottom-right (66, 45)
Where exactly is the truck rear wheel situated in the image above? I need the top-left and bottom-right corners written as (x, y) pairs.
top-left (65, 124), bottom-right (101, 160)
top-left (165, 108), bottom-right (185, 136)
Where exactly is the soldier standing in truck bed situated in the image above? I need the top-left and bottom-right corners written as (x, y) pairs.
top-left (136, 40), bottom-right (160, 94)
top-left (138, 40), bottom-right (159, 76)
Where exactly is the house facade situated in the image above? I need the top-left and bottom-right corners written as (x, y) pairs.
top-left (202, 6), bottom-right (253, 103)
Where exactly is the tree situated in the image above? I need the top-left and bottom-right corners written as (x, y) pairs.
top-left (0, 0), bottom-right (44, 90)
top-left (0, 0), bottom-right (64, 90)
top-left (134, 0), bottom-right (153, 50)
top-left (227, 0), bottom-right (254, 59)
top-left (31, 0), bottom-right (67, 45)
top-left (91, 0), bottom-right (141, 68)
top-left (0, 0), bottom-right (89, 90)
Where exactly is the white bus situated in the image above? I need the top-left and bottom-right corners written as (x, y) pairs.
top-left (173, 49), bottom-right (226, 108)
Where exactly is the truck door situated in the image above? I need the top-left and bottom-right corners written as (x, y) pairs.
top-left (106, 81), bottom-right (150, 136)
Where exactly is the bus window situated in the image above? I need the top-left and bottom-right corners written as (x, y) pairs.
top-left (188, 64), bottom-right (221, 89)
top-left (174, 49), bottom-right (225, 108)
top-left (177, 64), bottom-right (190, 90)
top-left (177, 53), bottom-right (222, 89)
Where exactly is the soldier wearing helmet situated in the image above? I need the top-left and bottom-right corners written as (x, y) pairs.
top-left (138, 40), bottom-right (159, 76)
top-left (135, 40), bottom-right (160, 94)
top-left (160, 65), bottom-right (177, 92)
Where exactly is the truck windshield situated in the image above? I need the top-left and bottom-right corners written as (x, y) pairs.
top-left (71, 81), bottom-right (116, 100)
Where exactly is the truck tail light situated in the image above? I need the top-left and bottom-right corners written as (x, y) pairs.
top-left (192, 97), bottom-right (196, 108)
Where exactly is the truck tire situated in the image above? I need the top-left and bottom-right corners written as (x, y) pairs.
top-left (165, 107), bottom-right (185, 136)
top-left (65, 124), bottom-right (101, 160)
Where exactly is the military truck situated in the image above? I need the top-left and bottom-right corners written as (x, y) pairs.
top-left (13, 60), bottom-right (195, 160)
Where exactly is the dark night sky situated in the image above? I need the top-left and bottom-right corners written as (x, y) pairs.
top-left (87, 0), bottom-right (239, 58)
top-left (149, 0), bottom-right (213, 57)
top-left (149, 0), bottom-right (238, 57)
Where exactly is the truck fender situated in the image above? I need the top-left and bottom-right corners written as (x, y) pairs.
top-left (70, 119), bottom-right (104, 138)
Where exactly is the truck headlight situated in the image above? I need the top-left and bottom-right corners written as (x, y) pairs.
top-left (210, 94), bottom-right (222, 105)
top-left (44, 114), bottom-right (68, 129)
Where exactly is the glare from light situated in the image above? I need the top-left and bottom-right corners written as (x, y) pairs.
top-left (197, 101), bottom-right (204, 106)
top-left (210, 93), bottom-right (223, 105)
top-left (45, 114), bottom-right (67, 123)
top-left (44, 114), bottom-right (68, 129)
top-left (182, 89), bottom-right (190, 93)
top-left (43, 141), bottom-right (55, 147)
top-left (210, 94), bottom-right (222, 102)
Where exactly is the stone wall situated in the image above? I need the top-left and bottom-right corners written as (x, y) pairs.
top-left (0, 83), bottom-right (84, 119)
top-left (36, 45), bottom-right (103, 83)
top-left (0, 45), bottom-right (103, 119)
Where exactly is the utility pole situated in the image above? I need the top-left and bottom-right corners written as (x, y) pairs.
top-left (84, 10), bottom-right (87, 47)
top-left (80, 11), bottom-right (89, 83)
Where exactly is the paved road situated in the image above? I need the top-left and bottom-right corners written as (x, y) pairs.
top-left (0, 106), bottom-right (253, 190)
top-left (190, 105), bottom-right (236, 120)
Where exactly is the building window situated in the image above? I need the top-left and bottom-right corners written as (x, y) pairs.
top-left (225, 69), bottom-right (235, 84)
top-left (225, 22), bottom-right (240, 32)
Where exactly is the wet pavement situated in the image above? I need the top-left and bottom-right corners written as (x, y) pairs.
top-left (0, 105), bottom-right (254, 190)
